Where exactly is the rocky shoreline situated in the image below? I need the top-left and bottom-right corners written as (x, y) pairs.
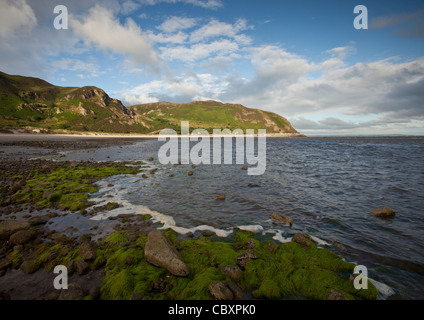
top-left (0, 140), bottom-right (378, 300)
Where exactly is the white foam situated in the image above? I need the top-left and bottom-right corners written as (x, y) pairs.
top-left (272, 230), bottom-right (292, 243)
top-left (237, 225), bottom-right (264, 233)
top-left (369, 278), bottom-right (396, 299)
top-left (310, 235), bottom-right (331, 246)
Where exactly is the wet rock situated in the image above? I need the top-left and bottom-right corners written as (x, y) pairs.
top-left (0, 220), bottom-right (30, 240)
top-left (332, 241), bottom-right (347, 252)
top-left (58, 283), bottom-right (84, 300)
top-left (291, 233), bottom-right (311, 248)
top-left (191, 164), bottom-right (196, 169)
top-left (327, 289), bottom-right (345, 300)
top-left (144, 230), bottom-right (189, 277)
top-left (149, 168), bottom-right (158, 174)
top-left (370, 207), bottom-right (396, 219)
top-left (20, 260), bottom-right (40, 274)
top-left (66, 260), bottom-right (75, 276)
top-left (202, 230), bottom-right (215, 237)
top-left (247, 183), bottom-right (260, 188)
top-left (78, 241), bottom-right (97, 261)
top-left (243, 239), bottom-right (256, 250)
top-left (28, 216), bottom-right (50, 226)
top-left (209, 281), bottom-right (234, 300)
top-left (241, 165), bottom-right (248, 170)
top-left (148, 157), bottom-right (154, 161)
top-left (227, 281), bottom-right (249, 300)
top-left (94, 257), bottom-right (107, 270)
top-left (271, 213), bottom-right (293, 227)
top-left (215, 194), bottom-right (226, 201)
top-left (220, 265), bottom-right (242, 281)
top-left (237, 250), bottom-right (259, 268)
top-left (76, 259), bottom-right (89, 275)
top-left (169, 174), bottom-right (174, 177)
top-left (188, 171), bottom-right (193, 176)
top-left (9, 230), bottom-right (38, 245)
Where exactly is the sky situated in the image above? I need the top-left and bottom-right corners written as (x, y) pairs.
top-left (0, 0), bottom-right (423, 136)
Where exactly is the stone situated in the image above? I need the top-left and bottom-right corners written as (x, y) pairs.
top-left (130, 293), bottom-right (144, 300)
top-left (241, 165), bottom-right (248, 170)
top-left (327, 289), bottom-right (345, 300)
top-left (191, 164), bottom-right (196, 169)
top-left (20, 260), bottom-right (40, 274)
top-left (149, 168), bottom-right (158, 174)
top-left (220, 265), bottom-right (242, 282)
top-left (291, 233), bottom-right (311, 248)
top-left (28, 216), bottom-right (50, 226)
top-left (126, 255), bottom-right (136, 266)
top-left (227, 281), bottom-right (249, 300)
top-left (202, 230), bottom-right (215, 237)
top-left (209, 281), bottom-right (234, 300)
top-left (370, 207), bottom-right (396, 219)
top-left (0, 259), bottom-right (12, 272)
top-left (144, 230), bottom-right (189, 277)
top-left (148, 157), bottom-right (154, 161)
top-left (58, 283), bottom-right (84, 300)
top-left (76, 259), bottom-right (89, 275)
top-left (271, 213), bottom-right (293, 227)
top-left (188, 171), bottom-right (193, 176)
top-left (237, 250), bottom-right (259, 268)
top-left (215, 194), bottom-right (226, 201)
top-left (78, 241), bottom-right (97, 260)
top-left (9, 230), bottom-right (38, 245)
top-left (0, 220), bottom-right (30, 240)
top-left (243, 239), bottom-right (256, 250)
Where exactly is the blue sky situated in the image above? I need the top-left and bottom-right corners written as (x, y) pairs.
top-left (1, 0), bottom-right (423, 135)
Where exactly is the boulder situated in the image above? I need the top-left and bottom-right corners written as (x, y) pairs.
top-left (28, 216), bottom-right (50, 226)
top-left (9, 230), bottom-right (38, 245)
top-left (78, 241), bottom-right (97, 260)
top-left (220, 265), bottom-right (242, 282)
top-left (227, 281), bottom-right (249, 300)
top-left (237, 250), bottom-right (259, 268)
top-left (370, 207), bottom-right (396, 219)
top-left (19, 260), bottom-right (40, 274)
top-left (144, 230), bottom-right (189, 277)
top-left (58, 283), bottom-right (84, 300)
top-left (327, 289), bottom-right (345, 300)
top-left (271, 213), bottom-right (293, 227)
top-left (291, 233), bottom-right (311, 248)
top-left (76, 259), bottom-right (89, 275)
top-left (209, 281), bottom-right (234, 300)
top-left (0, 220), bottom-right (30, 240)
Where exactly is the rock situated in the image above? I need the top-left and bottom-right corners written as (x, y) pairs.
top-left (169, 174), bottom-right (174, 177)
top-left (28, 216), bottom-right (50, 226)
top-left (227, 281), bottom-right (249, 300)
top-left (148, 157), bottom-right (154, 161)
top-left (76, 259), bottom-right (89, 275)
top-left (0, 259), bottom-right (11, 273)
top-left (191, 164), bottom-right (196, 169)
top-left (247, 183), bottom-right (260, 188)
top-left (243, 239), bottom-right (256, 250)
top-left (241, 165), bottom-right (248, 170)
top-left (130, 293), bottom-right (144, 300)
top-left (0, 220), bottom-right (30, 240)
top-left (9, 230), bottom-right (38, 245)
top-left (144, 230), bottom-right (189, 277)
top-left (215, 194), bottom-right (226, 201)
top-left (291, 233), bottom-right (311, 248)
top-left (332, 241), bottom-right (347, 252)
top-left (237, 250), bottom-right (259, 268)
top-left (202, 230), bottom-right (215, 237)
top-left (126, 255), bottom-right (136, 266)
top-left (188, 171), bottom-right (193, 176)
top-left (94, 257), bottom-right (107, 270)
top-left (66, 260), bottom-right (75, 276)
top-left (370, 207), bottom-right (396, 219)
top-left (327, 289), bottom-right (345, 300)
top-left (220, 265), bottom-right (242, 282)
top-left (149, 168), bottom-right (158, 174)
top-left (268, 241), bottom-right (276, 252)
top-left (58, 283), bottom-right (84, 300)
top-left (209, 281), bottom-right (234, 300)
top-left (271, 213), bottom-right (293, 227)
top-left (20, 260), bottom-right (40, 274)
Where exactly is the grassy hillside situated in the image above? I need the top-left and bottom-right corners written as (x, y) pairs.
top-left (0, 71), bottom-right (300, 135)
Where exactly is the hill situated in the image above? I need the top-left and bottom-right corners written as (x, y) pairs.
top-left (0, 71), bottom-right (300, 135)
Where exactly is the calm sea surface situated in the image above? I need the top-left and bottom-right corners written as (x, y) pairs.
top-left (61, 137), bottom-right (424, 299)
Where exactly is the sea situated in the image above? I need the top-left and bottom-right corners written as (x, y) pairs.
top-left (57, 136), bottom-right (424, 299)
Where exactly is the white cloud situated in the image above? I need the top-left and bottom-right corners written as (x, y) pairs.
top-left (0, 0), bottom-right (37, 38)
top-left (160, 39), bottom-right (239, 62)
top-left (70, 5), bottom-right (161, 71)
top-left (137, 0), bottom-right (223, 9)
top-left (157, 16), bottom-right (197, 33)
top-left (51, 58), bottom-right (101, 77)
top-left (189, 18), bottom-right (253, 43)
